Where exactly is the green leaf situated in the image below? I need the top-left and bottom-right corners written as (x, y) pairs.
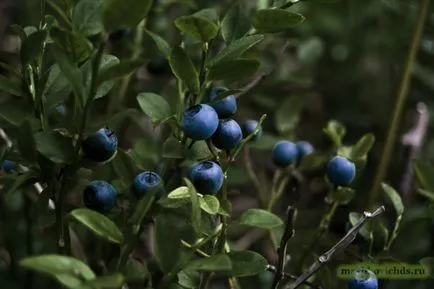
top-left (178, 269), bottom-right (201, 289)
top-left (16, 120), bottom-right (37, 163)
top-left (208, 59), bottom-right (260, 82)
top-left (187, 254), bottom-right (232, 271)
top-left (221, 3), bottom-right (251, 43)
top-left (275, 95), bottom-right (304, 135)
top-left (168, 186), bottom-right (190, 199)
top-left (175, 14), bottom-right (219, 42)
top-left (73, 0), bottom-right (103, 36)
top-left (124, 259), bottom-right (149, 281)
top-left (381, 183), bottom-right (404, 216)
top-left (69, 208), bottom-right (124, 244)
top-left (145, 29), bottom-right (171, 58)
top-left (0, 75), bottom-right (23, 97)
top-left (44, 64), bottom-right (72, 109)
top-left (331, 187), bottom-right (355, 205)
top-left (252, 9), bottom-right (305, 33)
top-left (83, 54), bottom-right (120, 100)
top-left (349, 212), bottom-right (372, 242)
top-left (350, 133), bottom-right (375, 160)
top-left (20, 30), bottom-right (47, 64)
top-left (323, 120), bottom-right (346, 147)
top-left (0, 98), bottom-right (33, 126)
top-left (162, 137), bottom-right (183, 159)
top-left (154, 214), bottom-right (181, 273)
top-left (20, 255), bottom-right (95, 289)
top-left (418, 189), bottom-right (434, 202)
top-left (208, 35), bottom-right (264, 67)
top-left (111, 149), bottom-right (137, 185)
top-left (3, 172), bottom-right (39, 200)
top-left (169, 47), bottom-right (200, 94)
top-left (98, 59), bottom-right (145, 82)
top-left (199, 195), bottom-right (220, 215)
top-left (184, 178), bottom-right (201, 234)
top-left (50, 26), bottom-right (93, 63)
top-left (34, 131), bottom-right (74, 164)
top-left (237, 208), bottom-right (283, 229)
top-left (81, 273), bottom-right (125, 288)
top-left (101, 0), bottom-right (153, 30)
top-left (223, 251), bottom-right (267, 277)
top-left (50, 46), bottom-right (86, 103)
top-left (137, 92), bottom-right (172, 123)
top-left (413, 160), bottom-right (434, 192)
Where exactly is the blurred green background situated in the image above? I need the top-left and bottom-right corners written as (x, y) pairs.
top-left (1, 0), bottom-right (434, 289)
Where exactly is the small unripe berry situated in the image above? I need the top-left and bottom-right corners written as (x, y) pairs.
top-left (204, 87), bottom-right (237, 118)
top-left (348, 269), bottom-right (378, 289)
top-left (241, 120), bottom-right (262, 141)
top-left (211, 119), bottom-right (243, 150)
top-left (326, 156), bottom-right (356, 186)
top-left (188, 161), bottom-right (224, 195)
top-left (81, 128), bottom-right (118, 163)
top-left (272, 140), bottom-right (298, 167)
top-left (83, 180), bottom-right (117, 213)
top-left (181, 104), bottom-right (219, 140)
top-left (133, 171), bottom-right (163, 198)
top-left (296, 141), bottom-right (314, 159)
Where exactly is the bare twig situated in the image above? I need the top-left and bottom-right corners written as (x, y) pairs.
top-left (267, 265), bottom-right (322, 289)
top-left (270, 206), bottom-right (297, 289)
top-left (284, 206), bottom-right (386, 289)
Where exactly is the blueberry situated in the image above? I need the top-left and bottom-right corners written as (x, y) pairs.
top-left (83, 180), bottom-right (117, 213)
top-left (211, 119), bottom-right (243, 150)
top-left (204, 87), bottom-right (237, 118)
top-left (348, 269), bottom-right (378, 289)
top-left (81, 128), bottom-right (118, 163)
top-left (1, 160), bottom-right (16, 173)
top-left (241, 120), bottom-right (262, 141)
top-left (182, 104), bottom-right (219, 140)
top-left (296, 141), bottom-right (314, 159)
top-left (55, 105), bottom-right (67, 115)
top-left (272, 140), bottom-right (298, 167)
top-left (326, 156), bottom-right (356, 186)
top-left (188, 161), bottom-right (224, 195)
top-left (133, 171), bottom-right (163, 198)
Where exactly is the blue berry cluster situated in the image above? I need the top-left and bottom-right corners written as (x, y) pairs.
top-left (272, 140), bottom-right (314, 167)
top-left (182, 87), bottom-right (263, 195)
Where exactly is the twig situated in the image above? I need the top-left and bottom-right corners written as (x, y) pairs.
top-left (243, 146), bottom-right (266, 208)
top-left (266, 265), bottom-right (322, 289)
top-left (284, 206), bottom-right (386, 289)
top-left (270, 206), bottom-right (297, 289)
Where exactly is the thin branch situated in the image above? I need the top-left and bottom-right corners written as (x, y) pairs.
top-left (267, 265), bottom-right (322, 289)
top-left (270, 206), bottom-right (297, 289)
top-left (284, 206), bottom-right (386, 289)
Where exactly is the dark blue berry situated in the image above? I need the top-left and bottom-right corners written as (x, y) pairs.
top-left (296, 141), bottom-right (314, 159)
top-left (272, 140), bottom-right (298, 167)
top-left (348, 269), bottom-right (378, 289)
top-left (188, 161), bottom-right (224, 195)
top-left (83, 180), bottom-right (117, 213)
top-left (204, 87), bottom-right (237, 118)
top-left (211, 119), bottom-right (243, 150)
top-left (133, 171), bottom-right (163, 198)
top-left (81, 128), bottom-right (118, 163)
top-left (1, 160), bottom-right (16, 173)
top-left (241, 120), bottom-right (262, 141)
top-left (181, 104), bottom-right (219, 140)
top-left (326, 156), bottom-right (356, 186)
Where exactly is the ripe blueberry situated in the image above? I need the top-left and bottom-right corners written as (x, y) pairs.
top-left (81, 128), bottom-right (118, 163)
top-left (83, 180), bottom-right (117, 213)
top-left (133, 171), bottom-right (163, 198)
top-left (272, 140), bottom-right (298, 167)
top-left (326, 156), bottom-right (356, 186)
top-left (348, 269), bottom-right (378, 289)
top-left (204, 87), bottom-right (237, 118)
top-left (182, 104), bottom-right (219, 140)
top-left (1, 160), bottom-right (16, 173)
top-left (296, 141), bottom-right (314, 159)
top-left (211, 119), bottom-right (243, 150)
top-left (241, 120), bottom-right (262, 141)
top-left (188, 161), bottom-right (224, 195)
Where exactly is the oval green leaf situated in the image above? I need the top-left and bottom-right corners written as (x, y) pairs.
top-left (137, 92), bottom-right (172, 123)
top-left (187, 254), bottom-right (232, 271)
top-left (223, 251), bottom-right (267, 277)
top-left (252, 9), bottom-right (305, 33)
top-left (199, 195), bottom-right (220, 215)
top-left (101, 0), bottom-right (153, 30)
top-left (381, 183), bottom-right (404, 216)
top-left (237, 208), bottom-right (283, 229)
top-left (169, 47), bottom-right (200, 95)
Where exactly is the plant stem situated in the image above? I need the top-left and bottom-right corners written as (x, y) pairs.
top-left (107, 19), bottom-right (146, 114)
top-left (368, 0), bottom-right (430, 208)
top-left (243, 146), bottom-right (267, 208)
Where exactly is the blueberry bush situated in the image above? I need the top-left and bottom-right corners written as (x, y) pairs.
top-left (0, 0), bottom-right (432, 289)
